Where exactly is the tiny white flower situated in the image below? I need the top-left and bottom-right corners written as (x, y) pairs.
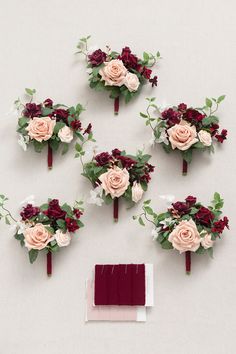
top-left (10, 221), bottom-right (27, 235)
top-left (159, 194), bottom-right (175, 207)
top-left (148, 132), bottom-right (156, 147)
top-left (155, 128), bottom-right (169, 145)
top-left (151, 228), bottom-right (160, 240)
top-left (87, 186), bottom-right (104, 206)
top-left (18, 134), bottom-right (29, 151)
top-left (20, 195), bottom-right (35, 208)
top-left (160, 217), bottom-right (173, 228)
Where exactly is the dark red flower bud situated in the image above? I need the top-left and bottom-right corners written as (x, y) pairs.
top-left (183, 109), bottom-right (205, 123)
top-left (211, 216), bottom-right (229, 233)
top-left (83, 123), bottom-right (92, 135)
top-left (215, 129), bottom-right (227, 143)
top-left (95, 152), bottom-right (111, 166)
top-left (44, 199), bottom-right (66, 220)
top-left (88, 49), bottom-right (107, 67)
top-left (185, 195), bottom-right (197, 206)
top-left (23, 103), bottom-right (42, 118)
top-left (20, 204), bottom-right (40, 221)
top-left (65, 218), bottom-right (79, 232)
top-left (178, 103), bottom-right (187, 112)
top-left (118, 47), bottom-right (138, 70)
top-left (44, 98), bottom-right (53, 108)
top-left (195, 207), bottom-right (214, 226)
top-left (71, 119), bottom-right (82, 131)
top-left (162, 108), bottom-right (181, 126)
top-left (149, 75), bottom-right (158, 87)
top-left (73, 209), bottom-right (83, 219)
top-left (112, 148), bottom-right (121, 158)
top-left (172, 202), bottom-right (189, 214)
top-left (142, 67), bottom-right (152, 79)
top-left (50, 109), bottom-right (69, 123)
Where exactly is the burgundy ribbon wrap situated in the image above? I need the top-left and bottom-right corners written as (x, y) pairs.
top-left (185, 251), bottom-right (191, 274)
top-left (113, 198), bottom-right (119, 222)
top-left (47, 251), bottom-right (52, 276)
top-left (114, 97), bottom-right (120, 115)
top-left (182, 159), bottom-right (188, 175)
top-left (48, 143), bottom-right (53, 169)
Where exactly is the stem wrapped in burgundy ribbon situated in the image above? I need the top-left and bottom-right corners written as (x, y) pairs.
top-left (47, 251), bottom-right (52, 276)
top-left (113, 198), bottom-right (119, 222)
top-left (114, 97), bottom-right (120, 115)
top-left (48, 143), bottom-right (53, 170)
top-left (185, 251), bottom-right (191, 274)
top-left (182, 159), bottom-right (188, 176)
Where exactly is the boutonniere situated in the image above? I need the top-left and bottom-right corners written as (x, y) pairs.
top-left (0, 194), bottom-right (84, 276)
top-left (15, 88), bottom-right (93, 169)
top-left (134, 193), bottom-right (229, 274)
top-left (140, 96), bottom-right (227, 174)
top-left (75, 145), bottom-right (155, 222)
top-left (76, 36), bottom-right (160, 115)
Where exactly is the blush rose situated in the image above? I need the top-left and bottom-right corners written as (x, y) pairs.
top-left (201, 233), bottom-right (214, 249)
top-left (99, 59), bottom-right (127, 87)
top-left (24, 223), bottom-right (54, 250)
top-left (26, 117), bottom-right (56, 142)
top-left (124, 73), bottom-right (140, 92)
top-left (168, 219), bottom-right (201, 253)
top-left (99, 166), bottom-right (130, 198)
top-left (198, 130), bottom-right (212, 146)
top-left (58, 126), bottom-right (74, 143)
top-left (55, 230), bottom-right (71, 247)
top-left (131, 182), bottom-right (144, 203)
top-left (167, 120), bottom-right (198, 151)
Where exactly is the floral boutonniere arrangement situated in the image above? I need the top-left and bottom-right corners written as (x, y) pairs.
top-left (140, 96), bottom-right (227, 174)
top-left (134, 193), bottom-right (229, 274)
top-left (75, 145), bottom-right (155, 221)
top-left (0, 194), bottom-right (84, 276)
top-left (76, 36), bottom-right (160, 115)
top-left (15, 88), bottom-right (94, 169)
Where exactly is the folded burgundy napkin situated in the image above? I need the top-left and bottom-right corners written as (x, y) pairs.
top-left (94, 264), bottom-right (145, 306)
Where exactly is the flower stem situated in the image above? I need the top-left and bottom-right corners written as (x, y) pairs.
top-left (113, 198), bottom-right (119, 222)
top-left (47, 251), bottom-right (52, 276)
top-left (114, 97), bottom-right (119, 115)
top-left (1, 206), bottom-right (17, 223)
top-left (185, 251), bottom-right (191, 275)
top-left (48, 143), bottom-right (53, 170)
top-left (182, 159), bottom-right (188, 176)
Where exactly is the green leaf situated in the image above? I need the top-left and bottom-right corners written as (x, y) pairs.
top-left (28, 249), bottom-right (38, 264)
top-left (61, 143), bottom-right (69, 155)
top-left (182, 149), bottom-right (193, 164)
top-left (18, 117), bottom-right (28, 127)
top-left (56, 219), bottom-right (66, 231)
top-left (138, 217), bottom-right (145, 226)
top-left (33, 140), bottom-right (45, 153)
top-left (140, 112), bottom-right (148, 118)
top-left (75, 143), bottom-right (82, 152)
top-left (205, 98), bottom-right (212, 108)
top-left (49, 139), bottom-right (60, 152)
top-left (217, 95), bottom-right (225, 104)
top-left (161, 239), bottom-right (173, 249)
top-left (207, 247), bottom-right (214, 258)
top-left (143, 52), bottom-right (149, 62)
top-left (25, 88), bottom-right (36, 96)
top-left (144, 206), bottom-right (153, 215)
top-left (54, 122), bottom-right (65, 134)
top-left (202, 115), bottom-right (219, 126)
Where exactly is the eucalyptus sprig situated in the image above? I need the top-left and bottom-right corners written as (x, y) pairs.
top-left (0, 194), bottom-right (17, 225)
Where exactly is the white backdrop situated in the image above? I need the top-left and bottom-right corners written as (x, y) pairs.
top-left (0, 0), bottom-right (236, 353)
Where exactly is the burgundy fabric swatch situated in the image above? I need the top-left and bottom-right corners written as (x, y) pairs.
top-left (94, 264), bottom-right (145, 306)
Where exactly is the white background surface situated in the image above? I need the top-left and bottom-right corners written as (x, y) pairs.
top-left (0, 0), bottom-right (235, 353)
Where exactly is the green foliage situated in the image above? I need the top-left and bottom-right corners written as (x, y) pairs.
top-left (56, 219), bottom-right (66, 232)
top-left (182, 149), bottom-right (193, 164)
top-left (25, 88), bottom-right (36, 96)
top-left (212, 192), bottom-right (224, 210)
top-left (28, 249), bottom-right (38, 264)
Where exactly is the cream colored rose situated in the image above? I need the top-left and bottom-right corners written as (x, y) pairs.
top-left (167, 120), bottom-right (198, 151)
top-left (198, 130), bottom-right (212, 146)
top-left (168, 219), bottom-right (201, 253)
top-left (58, 126), bottom-right (74, 143)
top-left (132, 181), bottom-right (144, 203)
top-left (24, 223), bottom-right (54, 250)
top-left (201, 233), bottom-right (214, 249)
top-left (55, 230), bottom-right (71, 247)
top-left (124, 72), bottom-right (140, 92)
top-left (26, 117), bottom-right (56, 142)
top-left (99, 59), bottom-right (127, 86)
top-left (99, 166), bottom-right (130, 198)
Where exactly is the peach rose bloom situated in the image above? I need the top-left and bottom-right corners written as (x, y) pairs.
top-left (198, 130), bottom-right (212, 146)
top-left (58, 126), bottom-right (74, 143)
top-left (26, 116), bottom-right (56, 142)
top-left (167, 120), bottom-right (198, 151)
top-left (55, 230), bottom-right (71, 247)
top-left (24, 223), bottom-right (54, 250)
top-left (125, 72), bottom-right (140, 92)
top-left (99, 166), bottom-right (130, 198)
top-left (201, 233), bottom-right (214, 249)
top-left (99, 59), bottom-right (127, 86)
top-left (168, 219), bottom-right (201, 253)
top-left (132, 181), bottom-right (144, 203)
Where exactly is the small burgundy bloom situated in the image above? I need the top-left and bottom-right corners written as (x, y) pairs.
top-left (65, 218), bottom-right (79, 232)
top-left (140, 173), bottom-right (151, 183)
top-left (73, 208), bottom-right (83, 219)
top-left (51, 109), bottom-right (69, 122)
top-left (210, 123), bottom-right (219, 136)
top-left (212, 216), bottom-right (229, 233)
top-left (145, 163), bottom-right (155, 173)
top-left (71, 119), bottom-right (82, 131)
top-left (149, 75), bottom-right (158, 87)
top-left (118, 47), bottom-right (138, 70)
top-left (117, 155), bottom-right (136, 169)
top-left (142, 67), bottom-right (152, 79)
top-left (215, 129), bottom-right (227, 143)
top-left (20, 204), bottom-right (40, 221)
top-left (162, 108), bottom-right (181, 126)
top-left (178, 103), bottom-right (187, 112)
top-left (112, 148), bottom-right (121, 158)
top-left (83, 123), bottom-right (92, 135)
top-left (185, 195), bottom-right (197, 206)
top-left (183, 108), bottom-right (205, 123)
top-left (172, 201), bottom-right (189, 214)
top-left (95, 152), bottom-right (111, 166)
top-left (44, 98), bottom-right (53, 108)
top-left (88, 49), bottom-right (107, 67)
top-left (44, 199), bottom-right (66, 220)
top-left (195, 207), bottom-right (214, 226)
top-left (23, 103), bottom-right (42, 118)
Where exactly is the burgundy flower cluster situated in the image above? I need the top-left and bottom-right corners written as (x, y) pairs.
top-left (43, 199), bottom-right (66, 220)
top-left (24, 103), bottom-right (42, 118)
top-left (212, 216), bottom-right (229, 234)
top-left (20, 204), bottom-right (40, 221)
top-left (95, 149), bottom-right (136, 169)
top-left (171, 195), bottom-right (196, 215)
top-left (88, 46), bottom-right (158, 87)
